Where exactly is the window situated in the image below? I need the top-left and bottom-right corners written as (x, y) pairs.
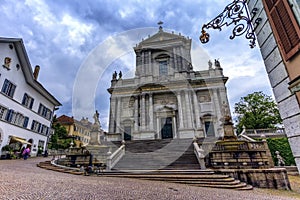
top-left (23, 117), bottom-right (29, 128)
top-left (205, 121), bottom-right (215, 137)
top-left (0, 105), bottom-right (8, 120)
top-left (1, 104), bottom-right (29, 127)
top-left (38, 104), bottom-right (52, 120)
top-left (5, 109), bottom-right (14, 122)
top-left (12, 112), bottom-right (24, 126)
top-left (159, 61), bottom-right (168, 76)
top-left (31, 120), bottom-right (39, 132)
top-left (1, 79), bottom-right (16, 98)
top-left (263, 0), bottom-right (300, 61)
top-left (22, 93), bottom-right (34, 109)
top-left (31, 120), bottom-right (50, 135)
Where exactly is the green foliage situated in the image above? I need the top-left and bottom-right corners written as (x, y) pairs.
top-left (1, 145), bottom-right (13, 151)
top-left (48, 123), bottom-right (72, 150)
top-left (234, 91), bottom-right (282, 134)
top-left (267, 137), bottom-right (295, 166)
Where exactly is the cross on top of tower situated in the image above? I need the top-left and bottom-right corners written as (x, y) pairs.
top-left (158, 21), bottom-right (163, 31)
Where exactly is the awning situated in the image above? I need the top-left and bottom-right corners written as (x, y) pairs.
top-left (10, 136), bottom-right (32, 145)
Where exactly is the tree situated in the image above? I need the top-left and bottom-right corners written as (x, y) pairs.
top-left (48, 123), bottom-right (71, 150)
top-left (234, 91), bottom-right (282, 134)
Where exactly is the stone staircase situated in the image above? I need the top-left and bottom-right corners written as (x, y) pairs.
top-left (112, 139), bottom-right (200, 170)
top-left (102, 170), bottom-right (253, 190)
top-left (36, 138), bottom-right (253, 190)
top-left (36, 161), bottom-right (253, 190)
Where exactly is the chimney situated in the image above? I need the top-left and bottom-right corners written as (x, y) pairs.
top-left (33, 65), bottom-right (40, 80)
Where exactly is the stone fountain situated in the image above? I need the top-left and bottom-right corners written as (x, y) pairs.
top-left (57, 111), bottom-right (115, 168)
top-left (84, 111), bottom-right (110, 166)
top-left (206, 111), bottom-right (291, 189)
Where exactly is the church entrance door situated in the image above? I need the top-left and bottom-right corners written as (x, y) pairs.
top-left (161, 117), bottom-right (173, 139)
top-left (124, 126), bottom-right (132, 141)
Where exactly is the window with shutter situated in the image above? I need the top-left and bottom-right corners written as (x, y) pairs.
top-left (263, 0), bottom-right (300, 61)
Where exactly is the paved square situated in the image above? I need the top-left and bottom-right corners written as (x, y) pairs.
top-left (0, 157), bottom-right (296, 200)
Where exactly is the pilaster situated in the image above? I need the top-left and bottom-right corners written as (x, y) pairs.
top-left (176, 91), bottom-right (184, 129)
top-left (185, 90), bottom-right (193, 128)
top-left (134, 96), bottom-right (139, 132)
top-left (116, 97), bottom-right (122, 134)
top-left (141, 93), bottom-right (146, 130)
top-left (149, 93), bottom-right (154, 131)
top-left (193, 91), bottom-right (201, 128)
top-left (109, 97), bottom-right (116, 133)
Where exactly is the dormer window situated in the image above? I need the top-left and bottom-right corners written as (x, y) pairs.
top-left (159, 61), bottom-right (168, 76)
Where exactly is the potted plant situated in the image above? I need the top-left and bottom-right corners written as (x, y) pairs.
top-left (2, 144), bottom-right (12, 152)
top-left (1, 145), bottom-right (13, 159)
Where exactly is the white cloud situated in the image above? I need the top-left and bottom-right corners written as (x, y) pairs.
top-left (0, 0), bottom-right (275, 131)
top-left (25, 0), bottom-right (56, 28)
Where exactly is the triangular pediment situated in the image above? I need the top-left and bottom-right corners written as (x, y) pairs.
top-left (138, 30), bottom-right (189, 45)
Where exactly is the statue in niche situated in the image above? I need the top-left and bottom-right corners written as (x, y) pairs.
top-left (112, 71), bottom-right (117, 80)
top-left (3, 57), bottom-right (11, 70)
top-left (119, 71), bottom-right (122, 79)
top-left (214, 59), bottom-right (221, 68)
top-left (208, 60), bottom-right (213, 69)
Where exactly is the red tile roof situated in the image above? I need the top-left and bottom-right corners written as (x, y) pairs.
top-left (56, 115), bottom-right (74, 125)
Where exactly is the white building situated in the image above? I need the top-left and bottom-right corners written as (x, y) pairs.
top-left (0, 38), bottom-right (61, 157)
top-left (107, 27), bottom-right (230, 141)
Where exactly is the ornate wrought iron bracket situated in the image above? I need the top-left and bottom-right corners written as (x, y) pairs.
top-left (199, 0), bottom-right (262, 48)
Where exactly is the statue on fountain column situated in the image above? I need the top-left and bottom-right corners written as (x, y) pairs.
top-left (220, 102), bottom-right (237, 141)
top-left (89, 110), bottom-right (102, 145)
top-left (93, 110), bottom-right (101, 127)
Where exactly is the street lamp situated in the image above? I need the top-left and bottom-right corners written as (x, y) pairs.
top-left (199, 0), bottom-right (262, 48)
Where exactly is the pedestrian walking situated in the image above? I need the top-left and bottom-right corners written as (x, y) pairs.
top-left (22, 147), bottom-right (30, 160)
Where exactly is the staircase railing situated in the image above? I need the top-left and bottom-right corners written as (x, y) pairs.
top-left (193, 141), bottom-right (206, 169)
top-left (106, 142), bottom-right (125, 171)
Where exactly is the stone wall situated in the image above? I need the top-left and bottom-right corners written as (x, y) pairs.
top-left (247, 0), bottom-right (300, 173)
top-left (215, 168), bottom-right (291, 190)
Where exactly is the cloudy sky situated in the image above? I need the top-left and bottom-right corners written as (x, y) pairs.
top-left (0, 0), bottom-right (273, 131)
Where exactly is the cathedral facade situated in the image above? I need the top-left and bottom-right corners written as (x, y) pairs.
top-left (107, 27), bottom-right (230, 141)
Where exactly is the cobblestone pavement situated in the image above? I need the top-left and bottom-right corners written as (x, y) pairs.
top-left (0, 157), bottom-right (298, 200)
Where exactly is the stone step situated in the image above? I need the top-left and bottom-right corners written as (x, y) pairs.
top-left (113, 138), bottom-right (200, 170)
top-left (37, 162), bottom-right (83, 175)
top-left (101, 174), bottom-right (231, 179)
top-left (106, 172), bottom-right (215, 175)
top-left (101, 172), bottom-right (253, 190)
top-left (37, 161), bottom-right (253, 190)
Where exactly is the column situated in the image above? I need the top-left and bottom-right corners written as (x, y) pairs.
top-left (185, 90), bottom-right (192, 128)
top-left (109, 97), bottom-right (116, 133)
top-left (141, 93), bottom-right (146, 130)
top-left (134, 96), bottom-right (139, 132)
top-left (213, 89), bottom-right (222, 124)
top-left (145, 51), bottom-right (148, 75)
top-left (173, 48), bottom-right (178, 72)
top-left (176, 91), bottom-right (184, 129)
top-left (180, 46), bottom-right (185, 71)
top-left (149, 51), bottom-right (152, 75)
top-left (193, 91), bottom-right (201, 129)
top-left (157, 117), bottom-right (160, 139)
top-left (149, 93), bottom-right (154, 131)
top-left (172, 115), bottom-right (177, 138)
top-left (141, 51), bottom-right (145, 75)
top-left (116, 97), bottom-right (121, 133)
